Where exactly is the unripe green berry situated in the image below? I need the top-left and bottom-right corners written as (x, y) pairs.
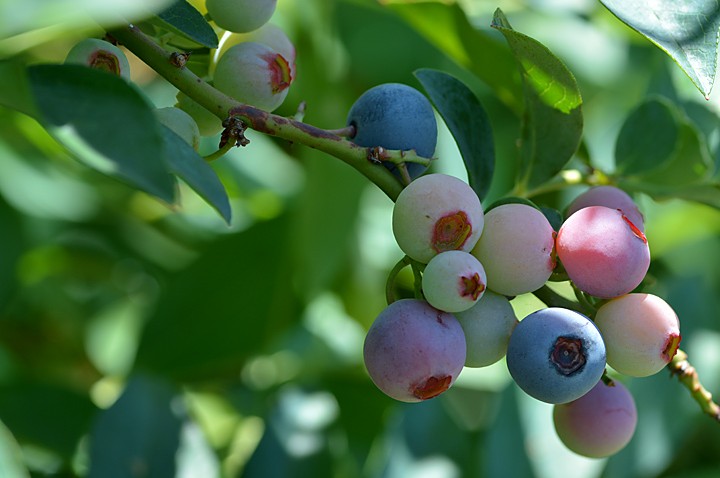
top-left (392, 174), bottom-right (484, 264)
top-left (213, 23), bottom-right (296, 78)
top-left (176, 92), bottom-right (223, 137)
top-left (206, 0), bottom-right (277, 33)
top-left (154, 107), bottom-right (201, 151)
top-left (213, 42), bottom-right (293, 112)
top-left (421, 250), bottom-right (487, 313)
top-left (455, 291), bottom-right (518, 367)
top-left (65, 38), bottom-right (130, 79)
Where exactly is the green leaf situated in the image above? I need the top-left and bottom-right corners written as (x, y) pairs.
top-left (601, 0), bottom-right (720, 98)
top-left (28, 64), bottom-right (176, 203)
top-left (415, 68), bottom-right (495, 201)
top-left (0, 60), bottom-right (37, 118)
top-left (151, 0), bottom-right (219, 49)
top-left (491, 9), bottom-right (583, 191)
top-left (134, 216), bottom-right (299, 381)
top-left (454, 6), bottom-right (523, 114)
top-left (615, 97), bottom-right (681, 175)
top-left (618, 98), bottom-right (713, 188)
top-left (0, 381), bottom-right (97, 459)
top-left (638, 121), bottom-right (714, 185)
top-left (88, 375), bottom-right (182, 478)
top-left (160, 126), bottom-right (231, 223)
top-left (387, 3), bottom-right (523, 113)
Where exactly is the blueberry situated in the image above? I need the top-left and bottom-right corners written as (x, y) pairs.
top-left (506, 307), bottom-right (606, 404)
top-left (346, 83), bottom-right (437, 178)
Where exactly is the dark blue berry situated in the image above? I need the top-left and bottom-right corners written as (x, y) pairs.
top-left (506, 307), bottom-right (606, 404)
top-left (346, 83), bottom-right (437, 178)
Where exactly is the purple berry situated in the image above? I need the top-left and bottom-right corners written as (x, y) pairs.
top-left (363, 299), bottom-right (466, 402)
top-left (556, 205), bottom-right (650, 298)
top-left (471, 203), bottom-right (556, 296)
top-left (553, 379), bottom-right (637, 457)
top-left (506, 307), bottom-right (606, 404)
top-left (392, 174), bottom-right (484, 264)
top-left (594, 293), bottom-right (681, 377)
top-left (347, 83), bottom-right (437, 178)
top-left (566, 185), bottom-right (645, 232)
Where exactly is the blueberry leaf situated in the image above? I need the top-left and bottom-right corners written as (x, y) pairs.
top-left (415, 68), bottom-right (495, 201)
top-left (601, 0), bottom-right (720, 98)
top-left (160, 126), bottom-right (232, 223)
top-left (615, 97), bottom-right (681, 175)
top-left (28, 64), bottom-right (176, 203)
top-left (491, 9), bottom-right (583, 192)
top-left (151, 0), bottom-right (218, 49)
top-left (88, 375), bottom-right (183, 478)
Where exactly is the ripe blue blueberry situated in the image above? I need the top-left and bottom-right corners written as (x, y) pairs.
top-left (506, 307), bottom-right (606, 404)
top-left (346, 83), bottom-right (437, 178)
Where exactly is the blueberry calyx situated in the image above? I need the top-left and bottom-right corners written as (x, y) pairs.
top-left (551, 336), bottom-right (586, 375)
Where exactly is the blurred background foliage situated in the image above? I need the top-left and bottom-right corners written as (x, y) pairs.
top-left (1, 0), bottom-right (720, 477)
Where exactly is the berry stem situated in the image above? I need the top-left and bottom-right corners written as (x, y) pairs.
top-left (532, 285), bottom-right (588, 315)
top-left (669, 349), bottom-right (720, 422)
top-left (108, 23), bottom-right (430, 202)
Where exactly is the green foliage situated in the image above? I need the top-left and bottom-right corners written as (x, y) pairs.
top-left (415, 68), bottom-right (495, 201)
top-left (27, 64), bottom-right (177, 202)
top-left (1, 0), bottom-right (720, 477)
top-left (152, 0), bottom-right (219, 49)
top-left (601, 0), bottom-right (720, 97)
top-left (491, 9), bottom-right (583, 192)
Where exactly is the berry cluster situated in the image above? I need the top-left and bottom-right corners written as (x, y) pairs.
top-left (353, 84), bottom-right (682, 458)
top-left (64, 0), bottom-right (294, 145)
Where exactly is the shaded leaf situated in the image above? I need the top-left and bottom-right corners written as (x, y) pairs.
top-left (0, 381), bottom-right (97, 459)
top-left (484, 386), bottom-right (535, 477)
top-left (28, 64), bottom-right (176, 202)
top-left (160, 126), bottom-right (231, 223)
top-left (618, 99), bottom-right (714, 187)
top-left (0, 60), bottom-right (37, 118)
top-left (88, 375), bottom-right (182, 478)
top-left (615, 97), bottom-right (680, 175)
top-left (415, 68), bottom-right (495, 200)
top-left (152, 0), bottom-right (218, 49)
top-left (491, 9), bottom-right (583, 191)
top-left (601, 0), bottom-right (720, 98)
top-left (134, 216), bottom-right (299, 381)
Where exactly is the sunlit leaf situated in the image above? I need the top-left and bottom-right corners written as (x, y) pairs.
top-left (601, 0), bottom-right (720, 98)
top-left (415, 68), bottom-right (495, 200)
top-left (389, 2), bottom-right (523, 113)
top-left (491, 9), bottom-right (583, 191)
top-left (28, 64), bottom-right (176, 202)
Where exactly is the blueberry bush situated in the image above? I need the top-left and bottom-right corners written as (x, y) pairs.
top-left (1, 0), bottom-right (720, 477)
